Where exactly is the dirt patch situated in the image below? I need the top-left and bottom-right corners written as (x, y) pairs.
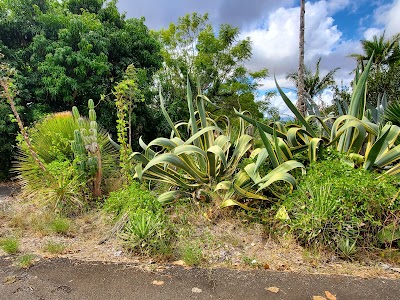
top-left (1, 188), bottom-right (400, 280)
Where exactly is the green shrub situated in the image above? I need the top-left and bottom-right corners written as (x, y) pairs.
top-left (0, 236), bottom-right (19, 254)
top-left (104, 182), bottom-right (162, 218)
top-left (284, 159), bottom-right (399, 257)
top-left (104, 182), bottom-right (173, 256)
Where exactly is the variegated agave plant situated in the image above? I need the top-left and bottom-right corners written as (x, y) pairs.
top-left (131, 80), bottom-right (305, 209)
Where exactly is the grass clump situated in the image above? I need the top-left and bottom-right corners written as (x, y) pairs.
top-left (104, 182), bottom-right (174, 258)
top-left (49, 216), bottom-right (71, 235)
top-left (16, 254), bottom-right (35, 269)
top-left (42, 241), bottom-right (66, 254)
top-left (284, 159), bottom-right (399, 258)
top-left (0, 236), bottom-right (19, 254)
top-left (180, 242), bottom-right (203, 266)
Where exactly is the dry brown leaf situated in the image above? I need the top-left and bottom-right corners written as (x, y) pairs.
top-left (265, 286), bottom-right (280, 293)
top-left (191, 287), bottom-right (202, 293)
top-left (263, 263), bottom-right (270, 269)
top-left (325, 291), bottom-right (337, 300)
top-left (152, 280), bottom-right (164, 286)
top-left (312, 296), bottom-right (327, 300)
top-left (172, 260), bottom-right (186, 266)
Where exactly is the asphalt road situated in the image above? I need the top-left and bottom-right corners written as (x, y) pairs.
top-left (1, 257), bottom-right (400, 300)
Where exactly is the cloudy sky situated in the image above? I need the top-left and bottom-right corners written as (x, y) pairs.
top-left (116, 0), bottom-right (400, 116)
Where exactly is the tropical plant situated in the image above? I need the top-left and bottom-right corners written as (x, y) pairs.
top-left (132, 81), bottom-right (304, 210)
top-left (285, 159), bottom-right (399, 256)
top-left (72, 99), bottom-right (104, 197)
top-left (245, 55), bottom-right (400, 175)
top-left (350, 32), bottom-right (400, 70)
top-left (384, 100), bottom-right (400, 127)
top-left (287, 58), bottom-right (340, 116)
top-left (15, 108), bottom-right (119, 210)
top-left (351, 32), bottom-right (400, 106)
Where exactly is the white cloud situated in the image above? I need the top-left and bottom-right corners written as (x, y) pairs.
top-left (372, 0), bottom-right (400, 38)
top-left (363, 27), bottom-right (384, 40)
top-left (241, 0), bottom-right (358, 115)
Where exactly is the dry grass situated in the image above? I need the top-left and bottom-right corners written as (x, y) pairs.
top-left (0, 192), bottom-right (399, 279)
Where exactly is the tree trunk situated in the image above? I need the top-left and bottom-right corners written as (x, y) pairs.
top-left (0, 80), bottom-right (46, 172)
top-left (93, 148), bottom-right (102, 198)
top-left (297, 0), bottom-right (307, 117)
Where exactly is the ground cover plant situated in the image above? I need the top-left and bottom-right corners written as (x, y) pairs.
top-left (0, 3), bottom-right (399, 276)
top-left (284, 158), bottom-right (400, 258)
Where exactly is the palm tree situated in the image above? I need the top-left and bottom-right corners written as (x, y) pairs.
top-left (297, 0), bottom-right (306, 116)
top-left (287, 58), bottom-right (340, 99)
top-left (351, 32), bottom-right (400, 71)
top-left (351, 32), bottom-right (400, 106)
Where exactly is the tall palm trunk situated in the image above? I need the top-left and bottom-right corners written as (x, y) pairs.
top-left (297, 0), bottom-right (307, 116)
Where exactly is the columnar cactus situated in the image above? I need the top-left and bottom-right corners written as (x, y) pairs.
top-left (71, 99), bottom-right (103, 197)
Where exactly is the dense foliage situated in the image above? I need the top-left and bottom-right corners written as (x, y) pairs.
top-left (155, 13), bottom-right (269, 122)
top-left (285, 159), bottom-right (399, 257)
top-left (0, 0), bottom-right (162, 177)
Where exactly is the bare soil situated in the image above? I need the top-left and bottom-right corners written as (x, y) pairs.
top-left (0, 183), bottom-right (400, 280)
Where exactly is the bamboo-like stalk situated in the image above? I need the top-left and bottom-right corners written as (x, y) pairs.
top-left (0, 77), bottom-right (46, 172)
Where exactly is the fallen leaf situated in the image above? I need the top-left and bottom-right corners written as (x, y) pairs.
top-left (263, 263), bottom-right (270, 269)
top-left (172, 260), bottom-right (186, 266)
top-left (3, 276), bottom-right (18, 284)
top-left (325, 291), bottom-right (337, 300)
top-left (191, 287), bottom-right (202, 293)
top-left (265, 286), bottom-right (280, 293)
top-left (313, 296), bottom-right (327, 300)
top-left (152, 280), bottom-right (164, 286)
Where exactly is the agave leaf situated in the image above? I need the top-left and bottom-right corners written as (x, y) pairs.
top-left (277, 137), bottom-right (293, 161)
top-left (214, 180), bottom-right (232, 191)
top-left (230, 135), bottom-right (253, 165)
top-left (160, 89), bottom-right (181, 138)
top-left (220, 199), bottom-right (257, 211)
top-left (348, 55), bottom-right (373, 119)
top-left (233, 181), bottom-right (269, 201)
top-left (235, 108), bottom-right (286, 138)
top-left (383, 162), bottom-right (400, 176)
top-left (172, 144), bottom-right (207, 157)
top-left (374, 144), bottom-right (400, 167)
top-left (244, 163), bottom-right (262, 183)
top-left (274, 76), bottom-right (316, 137)
top-left (286, 127), bottom-right (313, 147)
top-left (256, 172), bottom-right (297, 193)
top-left (308, 138), bottom-right (324, 162)
top-left (258, 160), bottom-right (305, 184)
top-left (254, 148), bottom-right (269, 173)
top-left (185, 126), bottom-right (222, 145)
top-left (142, 153), bottom-right (208, 183)
top-left (214, 135), bottom-right (231, 150)
top-left (148, 137), bottom-right (183, 151)
top-left (257, 123), bottom-right (279, 168)
top-left (207, 145), bottom-right (227, 170)
top-left (234, 170), bottom-right (251, 187)
top-left (158, 190), bottom-right (190, 205)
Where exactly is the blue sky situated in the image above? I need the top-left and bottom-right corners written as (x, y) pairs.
top-left (116, 0), bottom-right (400, 115)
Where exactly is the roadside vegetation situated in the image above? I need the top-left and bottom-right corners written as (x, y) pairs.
top-left (0, 0), bottom-right (399, 275)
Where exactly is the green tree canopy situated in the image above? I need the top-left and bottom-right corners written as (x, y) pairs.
top-left (351, 32), bottom-right (400, 105)
top-left (0, 0), bottom-right (163, 178)
top-left (155, 13), bottom-right (269, 121)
